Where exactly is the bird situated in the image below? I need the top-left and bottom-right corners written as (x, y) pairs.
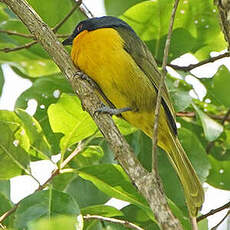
top-left (62, 16), bottom-right (204, 216)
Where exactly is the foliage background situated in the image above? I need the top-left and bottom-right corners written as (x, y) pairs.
top-left (0, 0), bottom-right (230, 229)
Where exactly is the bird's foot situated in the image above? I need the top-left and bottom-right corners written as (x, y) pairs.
top-left (74, 71), bottom-right (97, 88)
top-left (95, 105), bottom-right (132, 116)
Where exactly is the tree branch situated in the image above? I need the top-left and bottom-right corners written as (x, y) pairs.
top-left (83, 215), bottom-right (143, 230)
top-left (197, 201), bottom-right (230, 222)
top-left (1, 0), bottom-right (182, 229)
top-left (211, 210), bottom-right (230, 230)
top-left (0, 40), bottom-right (37, 52)
top-left (176, 111), bottom-right (230, 122)
top-left (168, 52), bottom-right (230, 72)
top-left (215, 0), bottom-right (230, 49)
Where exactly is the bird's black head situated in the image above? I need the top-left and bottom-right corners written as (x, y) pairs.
top-left (62, 16), bottom-right (135, 46)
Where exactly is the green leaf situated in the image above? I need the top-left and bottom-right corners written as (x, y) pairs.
top-left (121, 205), bottom-right (160, 230)
top-left (0, 121), bottom-right (30, 179)
top-left (65, 176), bottom-right (110, 208)
top-left (15, 189), bottom-right (80, 229)
top-left (52, 172), bottom-right (76, 191)
top-left (28, 215), bottom-right (83, 230)
top-left (166, 75), bottom-right (193, 112)
top-left (178, 128), bottom-right (211, 182)
top-left (193, 103), bottom-right (223, 142)
top-left (0, 180), bottom-right (10, 200)
top-left (27, 0), bottom-right (86, 33)
top-left (16, 74), bottom-right (73, 153)
top-left (201, 65), bottom-right (230, 107)
top-left (48, 93), bottom-right (97, 154)
top-left (120, 0), bottom-right (226, 60)
top-left (0, 65), bottom-right (4, 97)
top-left (70, 145), bottom-right (104, 169)
top-left (104, 0), bottom-right (145, 16)
top-left (77, 164), bottom-right (153, 218)
top-left (81, 205), bottom-right (123, 217)
top-left (0, 192), bottom-right (13, 228)
top-left (207, 155), bottom-right (230, 190)
top-left (16, 108), bottom-right (51, 159)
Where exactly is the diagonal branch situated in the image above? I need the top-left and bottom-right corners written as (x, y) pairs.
top-left (84, 215), bottom-right (143, 230)
top-left (1, 0), bottom-right (182, 229)
top-left (197, 201), bottom-right (230, 222)
top-left (168, 52), bottom-right (230, 72)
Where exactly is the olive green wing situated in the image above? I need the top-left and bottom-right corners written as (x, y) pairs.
top-left (117, 27), bottom-right (177, 135)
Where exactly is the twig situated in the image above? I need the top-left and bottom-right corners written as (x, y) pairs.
top-left (79, 2), bottom-right (94, 18)
top-left (0, 40), bottom-right (37, 52)
top-left (0, 29), bottom-right (33, 38)
top-left (206, 109), bottom-right (230, 153)
top-left (152, 0), bottom-right (180, 172)
top-left (211, 210), bottom-right (230, 230)
top-left (84, 215), bottom-right (143, 230)
top-left (168, 52), bottom-right (230, 72)
top-left (197, 201), bottom-right (230, 222)
top-left (52, 0), bottom-right (82, 33)
top-left (0, 143), bottom-right (84, 224)
top-left (176, 111), bottom-right (230, 122)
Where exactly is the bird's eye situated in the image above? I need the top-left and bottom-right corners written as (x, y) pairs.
top-left (77, 24), bottom-right (83, 31)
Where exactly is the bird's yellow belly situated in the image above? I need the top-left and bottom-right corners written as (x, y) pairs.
top-left (71, 28), bottom-right (170, 139)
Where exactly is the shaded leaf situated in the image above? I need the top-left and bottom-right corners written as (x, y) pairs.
top-left (193, 103), bottom-right (223, 142)
top-left (0, 192), bottom-right (13, 228)
top-left (178, 128), bottom-right (211, 182)
top-left (78, 164), bottom-right (153, 218)
top-left (201, 65), bottom-right (230, 107)
top-left (65, 176), bottom-right (110, 208)
top-left (16, 108), bottom-right (51, 158)
top-left (207, 155), bottom-right (230, 190)
top-left (0, 121), bottom-right (30, 179)
top-left (15, 189), bottom-right (80, 229)
top-left (0, 180), bottom-right (10, 200)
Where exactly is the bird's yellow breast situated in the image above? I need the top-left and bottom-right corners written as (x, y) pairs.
top-left (71, 28), bottom-right (169, 137)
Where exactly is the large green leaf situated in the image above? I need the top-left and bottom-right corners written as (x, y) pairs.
top-left (77, 164), bottom-right (153, 218)
top-left (193, 103), bottom-right (223, 142)
top-left (15, 108), bottom-right (51, 159)
top-left (48, 93), bottom-right (98, 154)
top-left (15, 189), bottom-right (80, 229)
top-left (120, 0), bottom-right (226, 61)
top-left (65, 176), bottom-right (110, 208)
top-left (178, 128), bottom-right (211, 182)
top-left (121, 205), bottom-right (160, 230)
top-left (166, 74), bottom-right (193, 112)
top-left (207, 155), bottom-right (230, 190)
top-left (0, 111), bottom-right (30, 179)
top-left (28, 215), bottom-right (82, 230)
top-left (0, 192), bottom-right (13, 228)
top-left (104, 0), bottom-right (145, 16)
top-left (0, 180), bottom-right (10, 199)
top-left (201, 65), bottom-right (230, 107)
top-left (15, 74), bottom-right (73, 153)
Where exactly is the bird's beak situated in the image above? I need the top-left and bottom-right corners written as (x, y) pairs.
top-left (62, 36), bottom-right (73, 46)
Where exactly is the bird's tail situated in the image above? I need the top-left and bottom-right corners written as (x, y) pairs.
top-left (160, 134), bottom-right (204, 216)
